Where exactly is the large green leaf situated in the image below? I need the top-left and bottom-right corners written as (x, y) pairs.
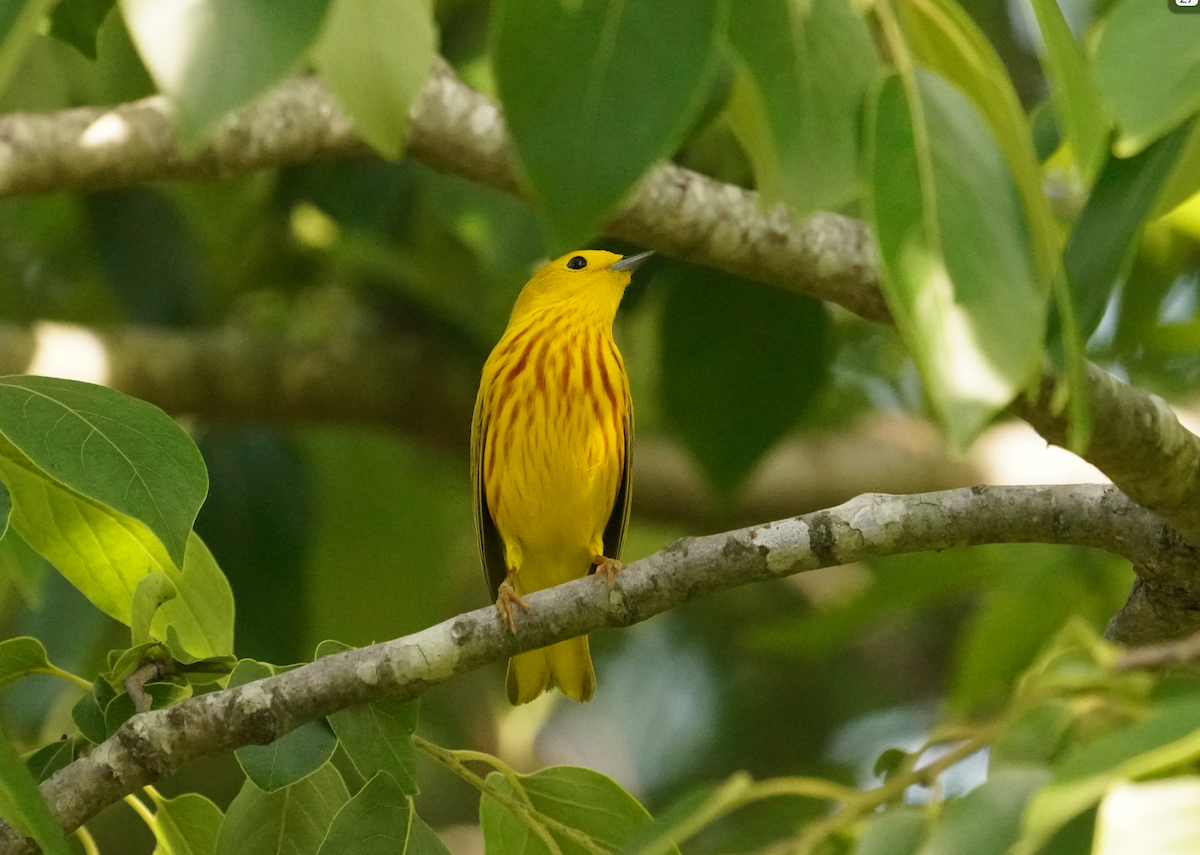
top-left (215, 762), bottom-right (348, 855)
top-left (658, 261), bottom-right (828, 494)
top-left (1093, 778), bottom-right (1200, 855)
top-left (1064, 120), bottom-right (1193, 340)
top-left (120, 0), bottom-right (333, 147)
top-left (865, 70), bottom-right (1044, 450)
top-left (481, 766), bottom-right (659, 855)
top-left (897, 0), bottom-right (1089, 451)
top-left (316, 773), bottom-right (449, 855)
top-left (1094, 0), bottom-right (1200, 157)
top-left (726, 0), bottom-right (878, 217)
top-left (0, 439), bottom-right (232, 660)
top-left (1028, 0), bottom-right (1109, 184)
top-left (311, 0), bottom-right (437, 159)
top-left (317, 640), bottom-right (418, 794)
top-left (492, 0), bottom-right (723, 252)
top-left (230, 660), bottom-right (337, 792)
top-left (149, 790), bottom-right (224, 855)
top-left (854, 807), bottom-right (926, 855)
top-left (0, 726), bottom-right (70, 855)
top-left (0, 376), bottom-right (207, 567)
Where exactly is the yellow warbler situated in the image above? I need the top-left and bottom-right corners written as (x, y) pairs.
top-left (472, 249), bottom-right (651, 704)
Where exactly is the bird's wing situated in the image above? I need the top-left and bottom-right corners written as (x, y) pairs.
top-left (472, 390), bottom-right (509, 601)
top-left (600, 397), bottom-right (633, 564)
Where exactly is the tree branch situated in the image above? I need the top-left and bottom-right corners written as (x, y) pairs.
top-left (3, 67), bottom-right (1197, 552)
top-left (0, 484), bottom-right (1175, 852)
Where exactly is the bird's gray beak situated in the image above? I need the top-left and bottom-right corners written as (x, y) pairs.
top-left (609, 250), bottom-right (654, 272)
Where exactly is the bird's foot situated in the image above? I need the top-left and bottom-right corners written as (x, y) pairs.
top-left (592, 555), bottom-right (624, 589)
top-left (496, 579), bottom-right (528, 634)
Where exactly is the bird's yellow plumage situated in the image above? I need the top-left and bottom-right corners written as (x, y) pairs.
top-left (471, 249), bottom-right (647, 704)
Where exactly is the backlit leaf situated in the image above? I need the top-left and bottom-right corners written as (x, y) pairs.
top-left (865, 70), bottom-right (1043, 450)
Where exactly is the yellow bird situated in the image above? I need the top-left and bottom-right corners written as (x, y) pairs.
top-left (471, 249), bottom-right (650, 704)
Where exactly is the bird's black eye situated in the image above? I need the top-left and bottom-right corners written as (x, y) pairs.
top-left (566, 255), bottom-right (587, 270)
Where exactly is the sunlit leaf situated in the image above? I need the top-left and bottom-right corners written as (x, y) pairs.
top-left (1094, 778), bottom-right (1200, 855)
top-left (0, 0), bottom-right (59, 97)
top-left (865, 70), bottom-right (1043, 450)
top-left (312, 0), bottom-right (437, 159)
top-left (493, 0), bottom-right (723, 252)
top-left (0, 376), bottom-right (207, 567)
top-left (0, 637), bottom-right (85, 692)
top-left (726, 0), bottom-right (879, 216)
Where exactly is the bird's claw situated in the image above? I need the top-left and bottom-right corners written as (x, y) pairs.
top-left (496, 579), bottom-right (529, 634)
top-left (592, 555), bottom-right (623, 589)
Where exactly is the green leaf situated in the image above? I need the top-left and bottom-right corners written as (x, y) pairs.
top-left (120, 0), bottom-right (334, 147)
top-left (896, 0), bottom-right (1089, 452)
top-left (865, 70), bottom-right (1044, 451)
top-left (1093, 778), bottom-right (1200, 855)
top-left (0, 375), bottom-right (207, 568)
top-left (918, 766), bottom-right (1050, 855)
top-left (1151, 120), bottom-right (1200, 219)
top-left (853, 806), bottom-right (926, 855)
top-left (71, 678), bottom-right (116, 745)
top-left (492, 0), bottom-right (723, 252)
top-left (1064, 120), bottom-right (1193, 340)
top-left (215, 762), bottom-right (349, 855)
top-left (317, 773), bottom-right (449, 855)
top-left (0, 527), bottom-right (47, 609)
top-left (658, 261), bottom-right (828, 493)
top-left (48, 0), bottom-right (118, 59)
top-left (0, 637), bottom-right (84, 692)
top-left (0, 0), bottom-right (59, 97)
top-left (229, 660), bottom-right (337, 792)
top-left (1028, 0), bottom-right (1110, 183)
top-left (0, 481), bottom-right (9, 540)
top-left (131, 573), bottom-right (178, 648)
top-left (0, 725), bottom-right (70, 855)
top-left (148, 790), bottom-right (224, 855)
top-left (1094, 0), bottom-right (1200, 157)
top-left (726, 0), bottom-right (879, 217)
top-left (311, 0), bottom-right (437, 159)
top-left (1022, 694), bottom-right (1200, 850)
top-left (481, 765), bottom-right (660, 855)
top-left (0, 437), bottom-right (233, 661)
top-left (24, 739), bottom-right (76, 784)
top-left (317, 640), bottom-right (419, 794)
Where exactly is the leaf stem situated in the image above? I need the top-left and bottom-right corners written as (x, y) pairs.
top-left (413, 735), bottom-right (609, 855)
top-left (73, 826), bottom-right (99, 855)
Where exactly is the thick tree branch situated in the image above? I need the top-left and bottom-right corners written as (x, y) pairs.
top-left (0, 484), bottom-right (1176, 852)
top-left (3, 67), bottom-right (1197, 549)
top-left (5, 67), bottom-right (1200, 636)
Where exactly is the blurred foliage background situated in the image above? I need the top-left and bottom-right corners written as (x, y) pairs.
top-left (5, 0), bottom-right (1200, 851)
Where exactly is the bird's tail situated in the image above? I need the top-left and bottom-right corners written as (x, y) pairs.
top-left (506, 635), bottom-right (595, 704)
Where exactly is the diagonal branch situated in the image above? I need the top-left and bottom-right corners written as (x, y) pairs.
top-left (0, 484), bottom-right (1178, 853)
